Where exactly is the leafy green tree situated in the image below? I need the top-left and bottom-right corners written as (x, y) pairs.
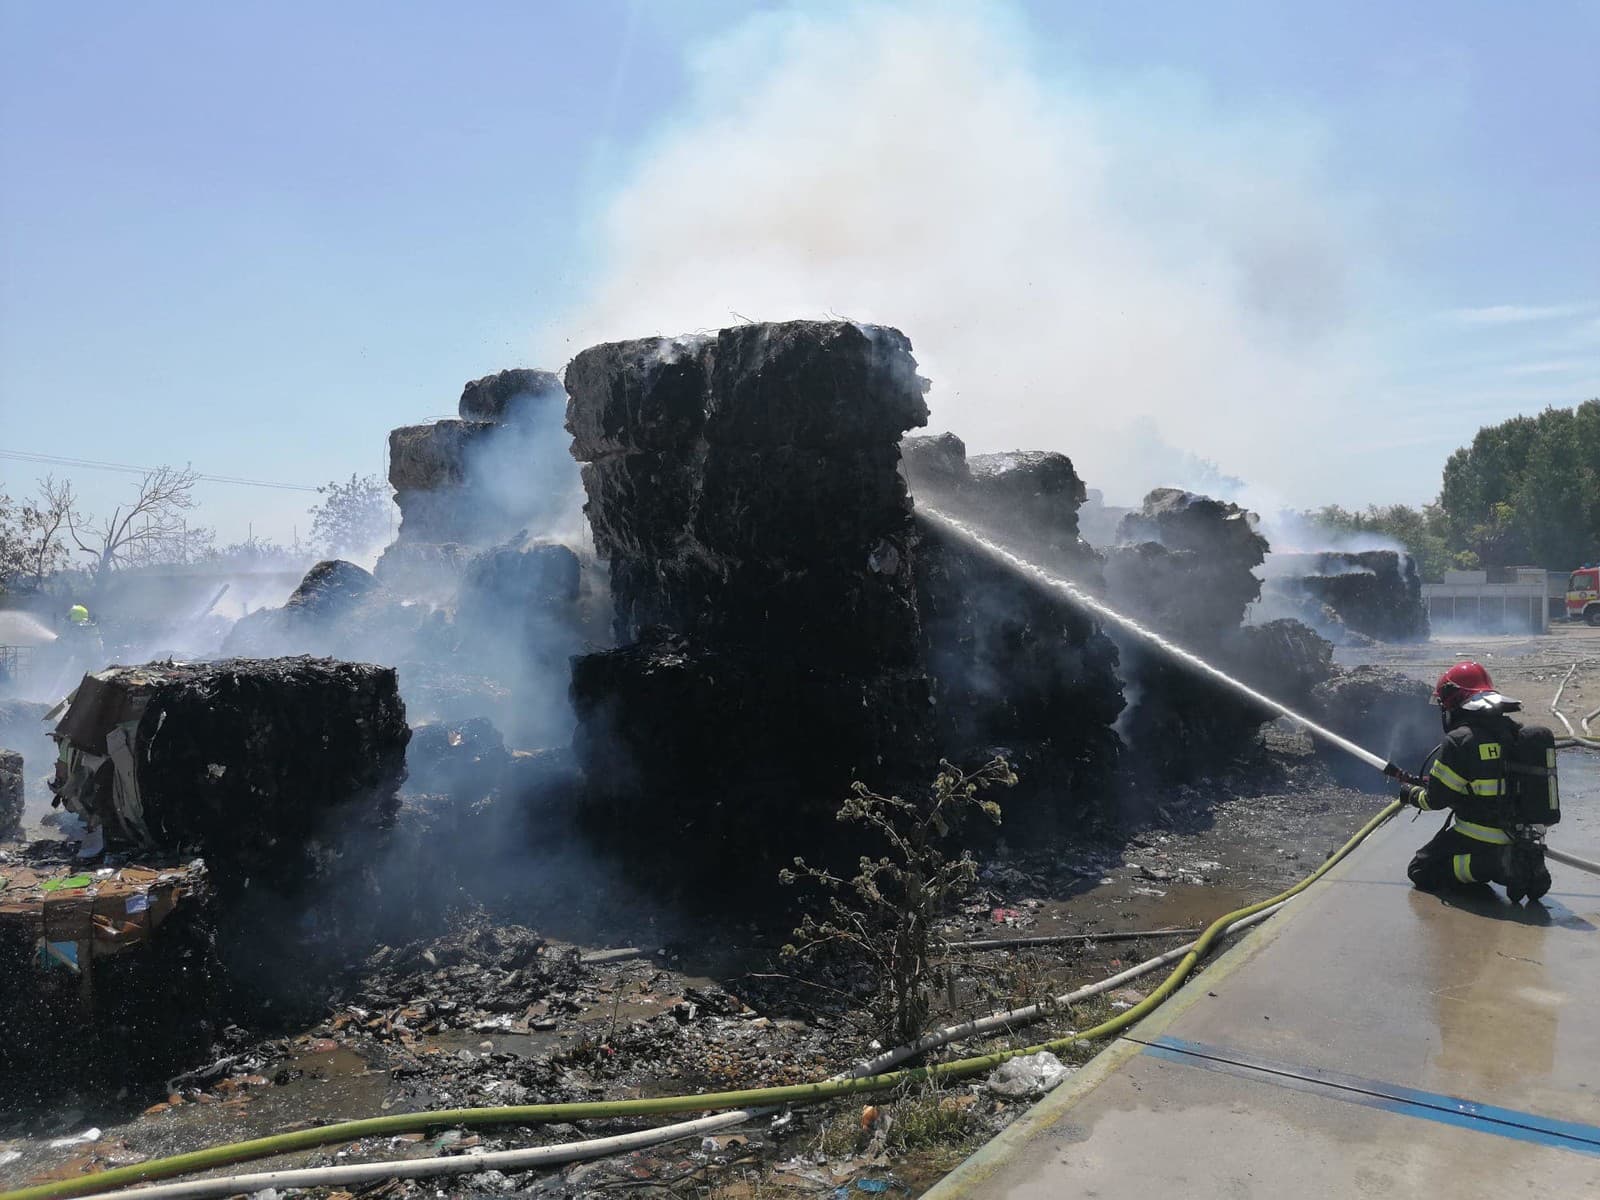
top-left (308, 474), bottom-right (393, 559)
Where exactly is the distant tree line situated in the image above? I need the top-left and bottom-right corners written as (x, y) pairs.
top-left (1315, 399), bottom-right (1600, 580)
top-left (0, 469), bottom-right (393, 599)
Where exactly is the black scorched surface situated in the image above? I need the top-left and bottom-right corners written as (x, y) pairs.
top-left (120, 657), bottom-right (409, 880)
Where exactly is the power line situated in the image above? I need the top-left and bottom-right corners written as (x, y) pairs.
top-left (0, 448), bottom-right (321, 492)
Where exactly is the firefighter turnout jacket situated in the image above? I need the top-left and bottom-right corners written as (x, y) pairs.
top-left (1403, 708), bottom-right (1553, 898)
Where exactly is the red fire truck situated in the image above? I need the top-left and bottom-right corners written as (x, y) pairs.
top-left (1569, 566), bottom-right (1600, 625)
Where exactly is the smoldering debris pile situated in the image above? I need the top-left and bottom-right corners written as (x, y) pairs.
top-left (1311, 666), bottom-right (1440, 787)
top-left (50, 657), bottom-right (409, 887)
top-left (1263, 551), bottom-right (1429, 643)
top-left (567, 321), bottom-right (936, 868)
top-left (224, 560), bottom-right (429, 662)
top-left (903, 435), bottom-right (1124, 822)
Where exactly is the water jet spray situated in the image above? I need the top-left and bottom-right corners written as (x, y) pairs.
top-left (919, 506), bottom-right (1405, 781)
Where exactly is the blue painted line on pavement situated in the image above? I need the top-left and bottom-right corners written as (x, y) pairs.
top-left (1141, 1035), bottom-right (1600, 1158)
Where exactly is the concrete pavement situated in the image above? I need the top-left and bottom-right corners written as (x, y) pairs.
top-left (924, 754), bottom-right (1600, 1199)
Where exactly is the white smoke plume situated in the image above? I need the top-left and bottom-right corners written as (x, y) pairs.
top-left (546, 2), bottom-right (1385, 507)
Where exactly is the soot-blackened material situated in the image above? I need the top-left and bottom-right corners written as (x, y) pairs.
top-left (1108, 488), bottom-right (1267, 641)
top-left (566, 322), bottom-right (933, 874)
top-left (224, 560), bottom-right (438, 664)
top-left (57, 657), bottom-right (409, 886)
top-left (387, 367), bottom-right (574, 548)
top-left (0, 749), bottom-right (21, 839)
top-left (459, 368), bottom-right (566, 424)
top-left (1104, 490), bottom-right (1336, 782)
top-left (901, 435), bottom-right (1098, 576)
top-left (569, 321), bottom-right (929, 666)
top-left (570, 629), bottom-right (931, 875)
top-left (1273, 551), bottom-right (1430, 643)
top-left (912, 517), bottom-right (1124, 830)
top-left (1312, 666), bottom-right (1440, 789)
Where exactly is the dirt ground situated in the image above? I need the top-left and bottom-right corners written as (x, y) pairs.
top-left (4, 625), bottom-right (1598, 1199)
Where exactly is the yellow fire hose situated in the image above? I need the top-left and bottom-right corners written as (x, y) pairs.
top-left (1, 801), bottom-right (1402, 1200)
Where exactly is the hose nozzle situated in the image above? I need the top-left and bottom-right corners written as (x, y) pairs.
top-left (1383, 761), bottom-right (1423, 788)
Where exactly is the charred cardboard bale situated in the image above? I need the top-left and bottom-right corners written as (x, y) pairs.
top-left (912, 518), bottom-right (1124, 830)
top-left (570, 628), bottom-right (931, 879)
top-left (901, 435), bottom-right (1099, 576)
top-left (459, 367), bottom-right (566, 424)
top-left (387, 366), bottom-right (578, 549)
top-left (371, 540), bottom-right (474, 598)
top-left (407, 717), bottom-right (510, 805)
top-left (453, 538), bottom-right (586, 746)
top-left (0, 748), bottom-right (21, 838)
top-left (567, 323), bottom-right (933, 872)
top-left (50, 657), bottom-right (408, 886)
top-left (1311, 666), bottom-right (1440, 789)
top-left (1266, 551), bottom-right (1429, 643)
top-left (0, 699), bottom-right (53, 835)
top-left (389, 419), bottom-right (498, 492)
top-left (1223, 618), bottom-right (1336, 712)
top-left (569, 321), bottom-right (929, 664)
top-left (1104, 490), bottom-right (1305, 783)
top-left (1108, 488), bottom-right (1267, 642)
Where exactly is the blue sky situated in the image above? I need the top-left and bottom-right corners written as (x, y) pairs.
top-left (2, 1), bottom-right (1595, 543)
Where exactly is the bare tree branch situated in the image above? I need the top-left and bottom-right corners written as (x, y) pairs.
top-left (67, 466), bottom-right (201, 578)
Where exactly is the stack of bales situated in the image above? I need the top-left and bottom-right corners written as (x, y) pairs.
top-left (902, 434), bottom-right (1125, 825)
top-left (1105, 489), bottom-right (1335, 781)
top-left (378, 368), bottom-right (577, 591)
top-left (1265, 550), bottom-right (1429, 643)
top-left (566, 321), bottom-right (934, 870)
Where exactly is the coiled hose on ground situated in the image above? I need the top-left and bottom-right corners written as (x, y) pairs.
top-left (1, 802), bottom-right (1403, 1200)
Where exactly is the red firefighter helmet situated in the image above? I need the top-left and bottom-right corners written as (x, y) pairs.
top-left (1434, 661), bottom-right (1495, 709)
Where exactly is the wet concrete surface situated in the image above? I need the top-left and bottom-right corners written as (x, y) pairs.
top-left (926, 751), bottom-right (1600, 1200)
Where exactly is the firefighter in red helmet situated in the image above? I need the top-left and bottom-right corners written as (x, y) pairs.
top-left (1398, 662), bottom-right (1554, 903)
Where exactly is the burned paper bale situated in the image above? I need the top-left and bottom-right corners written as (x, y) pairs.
top-left (406, 717), bottom-right (510, 805)
top-left (1266, 551), bottom-right (1429, 643)
top-left (912, 517), bottom-right (1124, 830)
top-left (0, 748), bottom-right (22, 838)
top-left (0, 846), bottom-right (218, 1109)
top-left (459, 367), bottom-right (566, 425)
top-left (49, 657), bottom-right (409, 884)
top-left (223, 560), bottom-right (438, 665)
top-left (569, 321), bottom-right (929, 665)
top-left (901, 435), bottom-right (1099, 576)
top-left (567, 324), bottom-right (933, 866)
top-left (1108, 488), bottom-right (1267, 641)
top-left (1103, 490), bottom-right (1293, 782)
top-left (570, 629), bottom-right (930, 874)
top-left (387, 368), bottom-right (578, 550)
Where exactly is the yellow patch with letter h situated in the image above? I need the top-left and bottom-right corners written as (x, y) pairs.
top-left (1479, 743), bottom-right (1502, 761)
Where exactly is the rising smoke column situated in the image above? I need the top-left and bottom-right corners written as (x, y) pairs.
top-left (547, 2), bottom-right (1385, 507)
